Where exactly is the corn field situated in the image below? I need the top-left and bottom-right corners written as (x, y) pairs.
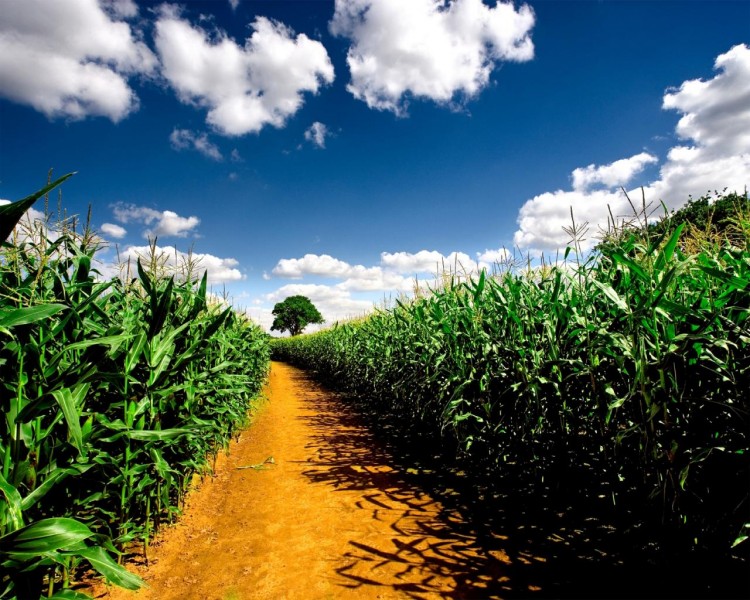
top-left (272, 193), bottom-right (750, 556)
top-left (0, 175), bottom-right (270, 599)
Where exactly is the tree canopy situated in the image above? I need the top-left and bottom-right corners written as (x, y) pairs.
top-left (597, 189), bottom-right (749, 254)
top-left (652, 189), bottom-right (748, 246)
top-left (271, 295), bottom-right (324, 336)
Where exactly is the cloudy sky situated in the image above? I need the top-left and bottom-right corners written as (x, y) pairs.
top-left (1, 0), bottom-right (748, 332)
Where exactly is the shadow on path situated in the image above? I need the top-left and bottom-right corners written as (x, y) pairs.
top-left (288, 368), bottom-right (748, 599)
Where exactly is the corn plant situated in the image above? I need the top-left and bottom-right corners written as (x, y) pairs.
top-left (1, 175), bottom-right (270, 598)
top-left (272, 190), bottom-right (749, 554)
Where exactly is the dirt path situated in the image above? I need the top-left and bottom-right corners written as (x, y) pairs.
top-left (90, 361), bottom-right (515, 600)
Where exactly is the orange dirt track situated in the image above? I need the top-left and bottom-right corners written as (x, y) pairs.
top-left (90, 361), bottom-right (520, 600)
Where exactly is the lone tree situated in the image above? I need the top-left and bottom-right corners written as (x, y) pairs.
top-left (271, 295), bottom-right (324, 336)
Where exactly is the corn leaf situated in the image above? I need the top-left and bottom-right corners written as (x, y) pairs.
top-left (0, 304), bottom-right (67, 328)
top-left (77, 546), bottom-right (144, 590)
top-left (0, 518), bottom-right (92, 556)
top-left (0, 173), bottom-right (74, 241)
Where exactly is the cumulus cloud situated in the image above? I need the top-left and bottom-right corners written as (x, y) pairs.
top-left (271, 253), bottom-right (413, 292)
top-left (0, 0), bottom-right (156, 121)
top-left (100, 222), bottom-right (127, 239)
top-left (269, 248), bottom-right (507, 295)
top-left (272, 253), bottom-right (352, 279)
top-left (242, 307), bottom-right (273, 331)
top-left (169, 128), bottom-right (223, 160)
top-left (380, 250), bottom-right (477, 274)
top-left (118, 244), bottom-right (244, 284)
top-left (105, 0), bottom-right (139, 19)
top-left (112, 203), bottom-right (200, 239)
top-left (513, 44), bottom-right (750, 253)
top-left (571, 152), bottom-right (658, 192)
top-left (155, 6), bottom-right (334, 135)
top-left (304, 121), bottom-right (329, 148)
top-left (647, 43), bottom-right (750, 208)
top-left (329, 0), bottom-right (535, 114)
top-left (513, 188), bottom-right (623, 253)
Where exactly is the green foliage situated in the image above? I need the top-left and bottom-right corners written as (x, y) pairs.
top-left (272, 194), bottom-right (750, 556)
top-left (656, 189), bottom-right (749, 239)
top-left (0, 176), bottom-right (270, 598)
top-left (599, 189), bottom-right (750, 256)
top-left (270, 295), bottom-right (323, 336)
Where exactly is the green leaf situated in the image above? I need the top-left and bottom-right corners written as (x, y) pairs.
top-left (21, 464), bottom-right (91, 512)
top-left (655, 222), bottom-right (685, 270)
top-left (125, 428), bottom-right (194, 441)
top-left (0, 172), bottom-right (75, 241)
top-left (473, 269), bottom-right (486, 302)
top-left (136, 258), bottom-right (152, 296)
top-left (0, 472), bottom-right (24, 531)
top-left (0, 304), bottom-right (67, 328)
top-left (592, 280), bottom-right (629, 313)
top-left (125, 331), bottom-right (147, 374)
top-left (698, 265), bottom-right (748, 290)
top-left (52, 384), bottom-right (90, 457)
top-left (77, 546), bottom-right (144, 590)
top-left (0, 518), bottom-right (92, 556)
top-left (62, 334), bottom-right (133, 353)
top-left (610, 251), bottom-right (648, 281)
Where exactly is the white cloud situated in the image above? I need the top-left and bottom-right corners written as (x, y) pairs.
top-left (0, 0), bottom-right (156, 121)
top-left (335, 269), bottom-right (413, 293)
top-left (118, 244), bottom-right (244, 284)
top-left (380, 250), bottom-right (477, 274)
top-left (513, 44), bottom-right (750, 253)
top-left (155, 7), bottom-right (334, 136)
top-left (513, 188), bottom-right (623, 253)
top-left (571, 152), bottom-right (658, 192)
top-left (662, 44), bottom-right (750, 158)
top-left (169, 128), bottom-right (223, 160)
top-left (228, 0), bottom-right (240, 10)
top-left (112, 203), bottom-right (201, 239)
top-left (105, 0), bottom-right (139, 19)
top-left (329, 0), bottom-right (535, 114)
top-left (100, 222), bottom-right (127, 239)
top-left (304, 121), bottom-right (329, 148)
top-left (272, 253), bottom-right (352, 279)
top-left (241, 305), bottom-right (274, 331)
top-left (271, 253), bottom-right (413, 292)
top-left (647, 43), bottom-right (750, 209)
top-left (270, 249), bottom-right (492, 296)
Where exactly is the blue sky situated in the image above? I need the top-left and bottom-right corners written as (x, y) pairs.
top-left (1, 0), bottom-right (748, 332)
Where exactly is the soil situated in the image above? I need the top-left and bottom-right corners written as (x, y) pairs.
top-left (85, 361), bottom-right (748, 600)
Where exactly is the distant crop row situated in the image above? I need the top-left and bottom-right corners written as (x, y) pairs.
top-left (272, 192), bottom-right (749, 555)
top-left (0, 175), bottom-right (270, 599)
